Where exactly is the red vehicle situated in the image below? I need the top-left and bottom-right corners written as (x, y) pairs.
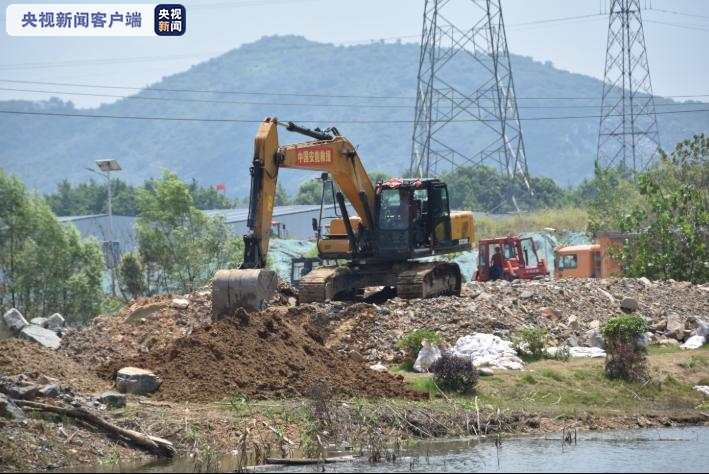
top-left (474, 236), bottom-right (549, 282)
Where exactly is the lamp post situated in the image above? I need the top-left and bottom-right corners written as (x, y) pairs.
top-left (87, 159), bottom-right (122, 296)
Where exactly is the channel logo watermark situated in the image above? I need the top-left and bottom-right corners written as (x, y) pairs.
top-left (6, 4), bottom-right (186, 36)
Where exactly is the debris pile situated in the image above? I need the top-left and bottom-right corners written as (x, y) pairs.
top-left (0, 339), bottom-right (109, 394)
top-left (293, 278), bottom-right (709, 363)
top-left (1, 308), bottom-right (66, 350)
top-left (61, 288), bottom-right (214, 368)
top-left (99, 307), bottom-right (420, 402)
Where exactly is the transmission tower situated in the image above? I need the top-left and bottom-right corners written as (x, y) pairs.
top-left (597, 0), bottom-right (660, 176)
top-left (409, 0), bottom-right (530, 196)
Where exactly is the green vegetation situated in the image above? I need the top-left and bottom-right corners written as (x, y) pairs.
top-left (117, 252), bottom-right (146, 299)
top-left (135, 170), bottom-right (244, 294)
top-left (474, 208), bottom-right (588, 239)
top-left (513, 328), bottom-right (549, 361)
top-left (602, 315), bottom-right (650, 382)
top-left (45, 177), bottom-right (235, 217)
top-left (402, 348), bottom-right (705, 419)
top-left (614, 135), bottom-right (708, 284)
top-left (395, 329), bottom-right (441, 367)
top-left (442, 165), bottom-right (575, 213)
top-left (0, 167), bottom-right (104, 323)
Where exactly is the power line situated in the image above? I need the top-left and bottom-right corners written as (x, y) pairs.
top-left (2, 106), bottom-right (708, 124)
top-left (644, 19), bottom-right (709, 33)
top-left (3, 85), bottom-right (708, 111)
top-left (2, 79), bottom-right (709, 102)
top-left (647, 7), bottom-right (709, 22)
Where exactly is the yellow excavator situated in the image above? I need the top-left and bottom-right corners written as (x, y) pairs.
top-left (212, 118), bottom-right (475, 318)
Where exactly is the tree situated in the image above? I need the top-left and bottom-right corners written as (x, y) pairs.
top-left (188, 178), bottom-right (234, 210)
top-left (440, 165), bottom-right (567, 212)
top-left (615, 135), bottom-right (709, 283)
top-left (294, 179), bottom-right (326, 205)
top-left (0, 168), bottom-right (104, 323)
top-left (583, 163), bottom-right (644, 232)
top-left (118, 252), bottom-right (146, 299)
top-left (136, 170), bottom-right (244, 294)
top-left (275, 183), bottom-right (290, 206)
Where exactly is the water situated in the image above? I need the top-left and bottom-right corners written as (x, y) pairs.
top-left (78, 426), bottom-right (708, 473)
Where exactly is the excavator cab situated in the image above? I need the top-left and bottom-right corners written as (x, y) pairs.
top-left (374, 179), bottom-right (458, 260)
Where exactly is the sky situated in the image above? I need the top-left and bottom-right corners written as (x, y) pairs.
top-left (1, 0), bottom-right (708, 108)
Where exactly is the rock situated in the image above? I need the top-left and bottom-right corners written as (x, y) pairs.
top-left (29, 317), bottom-right (49, 328)
top-left (0, 394), bottom-right (25, 420)
top-left (96, 391), bottom-right (127, 409)
top-left (19, 325), bottom-right (61, 350)
top-left (588, 320), bottom-right (601, 331)
top-left (46, 313), bottom-right (65, 331)
top-left (541, 307), bottom-right (562, 322)
top-left (478, 368), bottom-right (495, 376)
top-left (2, 308), bottom-right (28, 335)
top-left (585, 329), bottom-right (605, 349)
top-left (349, 351), bottom-right (365, 363)
top-left (693, 385), bottom-right (709, 396)
top-left (566, 335), bottom-right (579, 347)
top-left (636, 332), bottom-right (651, 350)
top-left (655, 320), bottom-right (667, 332)
top-left (638, 277), bottom-right (652, 287)
top-left (597, 289), bottom-right (616, 304)
top-left (39, 384), bottom-right (61, 398)
top-left (666, 313), bottom-right (685, 341)
top-left (567, 315), bottom-right (580, 330)
top-left (653, 336), bottom-right (680, 347)
top-left (5, 384), bottom-right (38, 400)
top-left (697, 320), bottom-right (709, 339)
top-left (369, 363), bottom-right (387, 373)
top-left (116, 367), bottom-right (162, 395)
top-left (170, 298), bottom-right (190, 309)
top-left (620, 297), bottom-right (639, 312)
top-left (519, 291), bottom-right (534, 300)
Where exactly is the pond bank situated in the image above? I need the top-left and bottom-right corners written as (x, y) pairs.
top-left (1, 347), bottom-right (707, 472)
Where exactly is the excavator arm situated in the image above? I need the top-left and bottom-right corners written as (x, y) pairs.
top-left (242, 118), bottom-right (376, 268)
top-left (213, 117), bottom-right (375, 317)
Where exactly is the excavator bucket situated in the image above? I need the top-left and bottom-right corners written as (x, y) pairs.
top-left (212, 269), bottom-right (278, 321)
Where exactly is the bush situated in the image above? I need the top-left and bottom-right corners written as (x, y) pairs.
top-left (430, 354), bottom-right (478, 394)
top-left (396, 330), bottom-right (441, 364)
top-left (118, 252), bottom-right (146, 299)
top-left (602, 315), bottom-right (650, 381)
top-left (513, 328), bottom-right (549, 360)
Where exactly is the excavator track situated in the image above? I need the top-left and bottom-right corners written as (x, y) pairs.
top-left (396, 262), bottom-right (462, 300)
top-left (298, 261), bottom-right (462, 304)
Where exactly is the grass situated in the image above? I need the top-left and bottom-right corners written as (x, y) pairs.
top-left (475, 207), bottom-right (588, 239)
top-left (400, 348), bottom-right (707, 419)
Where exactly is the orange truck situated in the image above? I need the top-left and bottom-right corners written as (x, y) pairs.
top-left (554, 232), bottom-right (630, 279)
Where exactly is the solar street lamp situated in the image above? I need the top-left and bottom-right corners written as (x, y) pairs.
top-left (88, 160), bottom-right (122, 296)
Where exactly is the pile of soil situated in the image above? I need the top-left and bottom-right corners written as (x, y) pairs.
top-left (100, 307), bottom-right (419, 402)
top-left (61, 289), bottom-right (214, 368)
top-left (0, 339), bottom-right (109, 393)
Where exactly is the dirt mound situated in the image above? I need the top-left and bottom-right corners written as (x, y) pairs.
top-left (100, 307), bottom-right (419, 402)
top-left (0, 339), bottom-right (109, 394)
top-left (61, 288), bottom-right (213, 368)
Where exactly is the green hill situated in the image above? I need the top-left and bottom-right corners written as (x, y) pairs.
top-left (1, 35), bottom-right (707, 196)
